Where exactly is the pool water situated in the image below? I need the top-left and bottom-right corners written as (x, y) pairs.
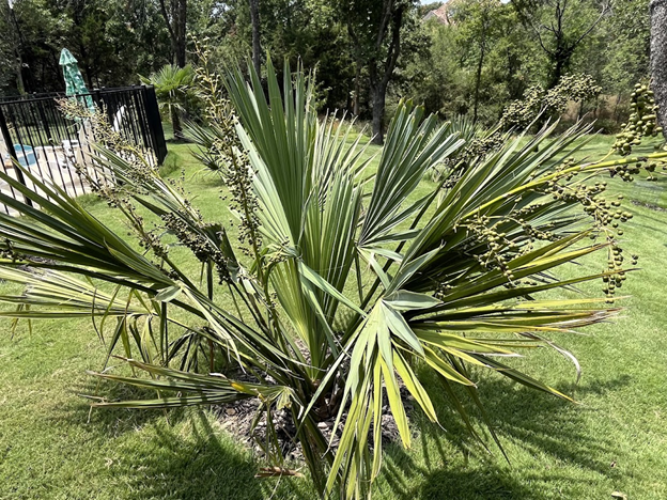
top-left (13, 145), bottom-right (37, 167)
top-left (3, 144), bottom-right (37, 168)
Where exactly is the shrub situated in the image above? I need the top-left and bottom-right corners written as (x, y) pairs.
top-left (1, 61), bottom-right (666, 499)
top-left (140, 64), bottom-right (197, 141)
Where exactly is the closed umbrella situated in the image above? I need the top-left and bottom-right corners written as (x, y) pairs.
top-left (59, 48), bottom-right (95, 113)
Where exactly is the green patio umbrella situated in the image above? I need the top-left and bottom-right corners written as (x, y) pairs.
top-left (59, 48), bottom-right (95, 113)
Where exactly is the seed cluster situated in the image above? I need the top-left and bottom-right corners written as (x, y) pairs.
top-left (464, 215), bottom-right (520, 282)
top-left (191, 38), bottom-right (245, 179)
top-left (614, 83), bottom-right (664, 156)
top-left (459, 133), bottom-right (505, 167)
top-left (193, 40), bottom-right (264, 262)
top-left (226, 154), bottom-right (262, 257)
top-left (544, 170), bottom-right (626, 298)
top-left (600, 245), bottom-right (638, 298)
top-left (446, 138), bottom-right (665, 302)
top-left (501, 75), bottom-right (601, 129)
top-left (58, 98), bottom-right (240, 286)
top-left (162, 214), bottom-right (231, 283)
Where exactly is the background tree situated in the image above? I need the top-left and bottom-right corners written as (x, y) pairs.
top-left (405, 1), bottom-right (537, 125)
top-left (397, 19), bottom-right (464, 117)
top-left (418, 1), bottom-right (443, 16)
top-left (249, 0), bottom-right (261, 75)
top-left (0, 0), bottom-right (68, 94)
top-left (451, 0), bottom-right (499, 122)
top-left (338, 0), bottom-right (418, 144)
top-left (1, 0), bottom-right (26, 93)
top-left (514, 0), bottom-right (611, 87)
top-left (254, 0), bottom-right (354, 110)
top-left (159, 0), bottom-right (188, 67)
top-left (604, 0), bottom-right (650, 91)
top-left (651, 0), bottom-right (667, 138)
top-left (490, 3), bottom-right (540, 101)
top-left (0, 0), bottom-right (172, 94)
top-left (0, 0), bottom-right (659, 133)
top-left (0, 13), bottom-right (16, 91)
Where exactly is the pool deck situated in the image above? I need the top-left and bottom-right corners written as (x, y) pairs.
top-left (0, 144), bottom-right (93, 215)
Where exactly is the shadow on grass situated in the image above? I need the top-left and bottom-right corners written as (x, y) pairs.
top-left (384, 463), bottom-right (536, 500)
top-left (120, 411), bottom-right (257, 500)
top-left (380, 374), bottom-right (631, 500)
top-left (117, 410), bottom-right (311, 500)
top-left (50, 368), bottom-right (631, 499)
top-left (48, 377), bottom-right (182, 437)
top-left (52, 379), bottom-right (311, 500)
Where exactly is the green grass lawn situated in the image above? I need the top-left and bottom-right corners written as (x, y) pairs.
top-left (2, 134), bottom-right (667, 499)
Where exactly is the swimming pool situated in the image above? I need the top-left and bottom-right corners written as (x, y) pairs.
top-left (3, 144), bottom-right (37, 168)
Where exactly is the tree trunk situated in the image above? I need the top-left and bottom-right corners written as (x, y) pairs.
top-left (368, 4), bottom-right (405, 145)
top-left (550, 55), bottom-right (566, 88)
top-left (171, 105), bottom-right (184, 141)
top-left (249, 0), bottom-right (261, 76)
top-left (353, 60), bottom-right (361, 116)
top-left (7, 7), bottom-right (25, 94)
top-left (613, 93), bottom-right (623, 123)
top-left (174, 0), bottom-right (187, 68)
top-left (78, 43), bottom-right (95, 90)
top-left (473, 19), bottom-right (487, 123)
top-left (651, 0), bottom-right (667, 139)
top-left (160, 0), bottom-right (187, 67)
top-left (371, 82), bottom-right (387, 145)
top-left (14, 59), bottom-right (25, 95)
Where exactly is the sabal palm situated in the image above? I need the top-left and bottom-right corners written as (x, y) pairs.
top-left (140, 64), bottom-right (195, 140)
top-left (0, 61), bottom-right (663, 499)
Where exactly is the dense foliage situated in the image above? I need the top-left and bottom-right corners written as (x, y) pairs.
top-left (0, 0), bottom-right (654, 131)
top-left (0, 61), bottom-right (666, 498)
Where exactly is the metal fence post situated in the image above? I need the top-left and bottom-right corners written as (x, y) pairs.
top-left (33, 93), bottom-right (52, 144)
top-left (0, 105), bottom-right (33, 207)
top-left (142, 85), bottom-right (168, 165)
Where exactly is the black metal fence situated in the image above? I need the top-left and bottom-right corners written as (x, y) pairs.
top-left (0, 86), bottom-right (167, 214)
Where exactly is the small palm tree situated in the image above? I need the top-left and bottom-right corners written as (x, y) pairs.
top-left (140, 64), bottom-right (195, 141)
top-left (0, 61), bottom-right (665, 499)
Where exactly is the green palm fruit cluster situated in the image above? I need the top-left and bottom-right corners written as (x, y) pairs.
top-left (535, 156), bottom-right (657, 300)
top-left (602, 245), bottom-right (627, 299)
top-left (500, 75), bottom-right (601, 129)
top-left (613, 83), bottom-right (663, 156)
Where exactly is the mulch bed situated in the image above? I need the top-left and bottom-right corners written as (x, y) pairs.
top-left (214, 385), bottom-right (413, 462)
